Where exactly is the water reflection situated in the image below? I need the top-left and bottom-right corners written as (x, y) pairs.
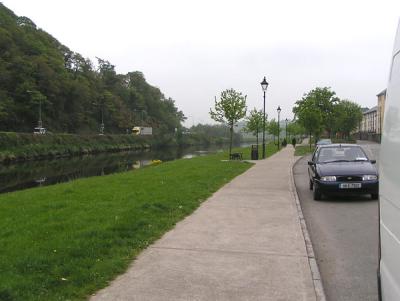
top-left (0, 143), bottom-right (249, 194)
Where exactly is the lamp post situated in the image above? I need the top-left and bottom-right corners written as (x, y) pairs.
top-left (277, 106), bottom-right (281, 149)
top-left (260, 77), bottom-right (269, 159)
top-left (285, 118), bottom-right (288, 142)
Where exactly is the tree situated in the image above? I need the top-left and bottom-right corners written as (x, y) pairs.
top-left (267, 119), bottom-right (280, 144)
top-left (293, 87), bottom-right (339, 143)
top-left (303, 87), bottom-right (339, 137)
top-left (243, 108), bottom-right (267, 146)
top-left (293, 95), bottom-right (323, 149)
top-left (287, 121), bottom-right (305, 142)
top-left (0, 3), bottom-right (187, 137)
top-left (210, 89), bottom-right (247, 158)
top-left (332, 100), bottom-right (362, 139)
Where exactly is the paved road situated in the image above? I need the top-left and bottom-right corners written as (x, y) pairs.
top-left (293, 142), bottom-right (380, 301)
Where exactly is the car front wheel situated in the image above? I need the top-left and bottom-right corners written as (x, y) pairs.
top-left (371, 193), bottom-right (379, 200)
top-left (309, 179), bottom-right (313, 190)
top-left (313, 183), bottom-right (322, 200)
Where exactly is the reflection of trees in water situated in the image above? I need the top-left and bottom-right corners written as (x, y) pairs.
top-left (0, 151), bottom-right (152, 193)
top-left (0, 142), bottom-right (248, 193)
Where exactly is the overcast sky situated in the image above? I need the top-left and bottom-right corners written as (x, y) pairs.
top-left (3, 0), bottom-right (400, 125)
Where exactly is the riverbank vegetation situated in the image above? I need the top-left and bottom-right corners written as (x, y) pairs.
top-left (178, 123), bottom-right (243, 147)
top-left (0, 147), bottom-right (261, 300)
top-left (0, 132), bottom-right (150, 162)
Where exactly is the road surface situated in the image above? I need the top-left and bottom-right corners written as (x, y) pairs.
top-left (293, 142), bottom-right (380, 301)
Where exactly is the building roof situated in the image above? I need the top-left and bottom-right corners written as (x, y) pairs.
top-left (363, 106), bottom-right (377, 115)
top-left (377, 89), bottom-right (387, 97)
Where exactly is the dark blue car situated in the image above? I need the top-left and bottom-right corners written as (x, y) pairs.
top-left (308, 144), bottom-right (379, 200)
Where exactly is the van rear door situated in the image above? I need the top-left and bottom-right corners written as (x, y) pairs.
top-left (379, 20), bottom-right (400, 301)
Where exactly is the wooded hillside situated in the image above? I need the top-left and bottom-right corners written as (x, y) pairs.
top-left (0, 3), bottom-right (185, 135)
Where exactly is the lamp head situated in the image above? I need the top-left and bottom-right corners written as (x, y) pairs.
top-left (260, 77), bottom-right (269, 91)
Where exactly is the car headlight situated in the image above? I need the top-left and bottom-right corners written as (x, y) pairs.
top-left (362, 175), bottom-right (378, 181)
top-left (320, 176), bottom-right (336, 182)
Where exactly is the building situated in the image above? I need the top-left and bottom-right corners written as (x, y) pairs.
top-left (361, 106), bottom-right (378, 133)
top-left (358, 89), bottom-right (386, 142)
top-left (377, 89), bottom-right (386, 134)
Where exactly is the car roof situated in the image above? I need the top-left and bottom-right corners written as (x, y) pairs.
top-left (317, 143), bottom-right (360, 148)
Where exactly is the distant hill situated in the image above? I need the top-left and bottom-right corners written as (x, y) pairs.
top-left (0, 3), bottom-right (184, 135)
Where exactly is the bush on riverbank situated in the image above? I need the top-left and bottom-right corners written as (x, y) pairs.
top-left (0, 148), bottom-right (257, 300)
top-left (0, 132), bottom-right (151, 162)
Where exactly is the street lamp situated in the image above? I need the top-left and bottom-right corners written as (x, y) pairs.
top-left (277, 106), bottom-right (281, 149)
top-left (285, 118), bottom-right (288, 142)
top-left (260, 77), bottom-right (269, 159)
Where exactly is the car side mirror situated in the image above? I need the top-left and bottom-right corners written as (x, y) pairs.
top-left (370, 160), bottom-right (376, 164)
top-left (307, 161), bottom-right (314, 166)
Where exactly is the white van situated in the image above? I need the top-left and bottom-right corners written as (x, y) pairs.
top-left (379, 20), bottom-right (400, 300)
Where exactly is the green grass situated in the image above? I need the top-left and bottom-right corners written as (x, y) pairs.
top-left (230, 142), bottom-right (280, 160)
top-left (0, 148), bottom-right (266, 301)
top-left (294, 145), bottom-right (315, 156)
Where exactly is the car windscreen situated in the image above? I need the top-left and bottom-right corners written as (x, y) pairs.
top-left (317, 146), bottom-right (368, 163)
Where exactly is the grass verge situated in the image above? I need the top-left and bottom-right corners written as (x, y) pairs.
top-left (0, 148), bottom-right (265, 300)
top-left (294, 145), bottom-right (315, 156)
top-left (230, 142), bottom-right (280, 160)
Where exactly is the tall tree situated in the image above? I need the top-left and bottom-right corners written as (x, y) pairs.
top-left (293, 95), bottom-right (323, 149)
top-left (294, 87), bottom-right (339, 138)
top-left (267, 119), bottom-right (280, 144)
top-left (210, 89), bottom-right (247, 158)
top-left (332, 100), bottom-right (363, 139)
top-left (243, 108), bottom-right (267, 146)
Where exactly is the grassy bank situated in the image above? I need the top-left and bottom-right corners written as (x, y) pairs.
top-left (0, 132), bottom-right (150, 162)
top-left (0, 144), bottom-right (283, 301)
top-left (230, 142), bottom-right (280, 160)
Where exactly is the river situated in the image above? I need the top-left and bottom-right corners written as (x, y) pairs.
top-left (0, 143), bottom-right (252, 194)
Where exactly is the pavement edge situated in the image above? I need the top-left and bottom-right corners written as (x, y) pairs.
top-left (290, 156), bottom-right (327, 301)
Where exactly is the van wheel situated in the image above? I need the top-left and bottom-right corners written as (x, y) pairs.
top-left (309, 179), bottom-right (313, 190)
top-left (313, 184), bottom-right (322, 200)
top-left (371, 193), bottom-right (379, 200)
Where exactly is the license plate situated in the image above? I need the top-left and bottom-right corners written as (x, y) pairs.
top-left (339, 183), bottom-right (362, 189)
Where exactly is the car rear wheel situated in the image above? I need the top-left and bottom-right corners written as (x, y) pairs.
top-left (313, 183), bottom-right (322, 200)
top-left (371, 193), bottom-right (379, 200)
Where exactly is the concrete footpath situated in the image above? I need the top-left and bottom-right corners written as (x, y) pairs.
top-left (91, 146), bottom-right (321, 301)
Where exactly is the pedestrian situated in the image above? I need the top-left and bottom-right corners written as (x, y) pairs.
top-left (292, 137), bottom-right (296, 147)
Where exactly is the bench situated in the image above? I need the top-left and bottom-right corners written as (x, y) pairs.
top-left (230, 152), bottom-right (243, 160)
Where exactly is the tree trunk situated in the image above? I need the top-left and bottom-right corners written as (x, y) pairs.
top-left (229, 126), bottom-right (233, 159)
top-left (256, 128), bottom-right (259, 146)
